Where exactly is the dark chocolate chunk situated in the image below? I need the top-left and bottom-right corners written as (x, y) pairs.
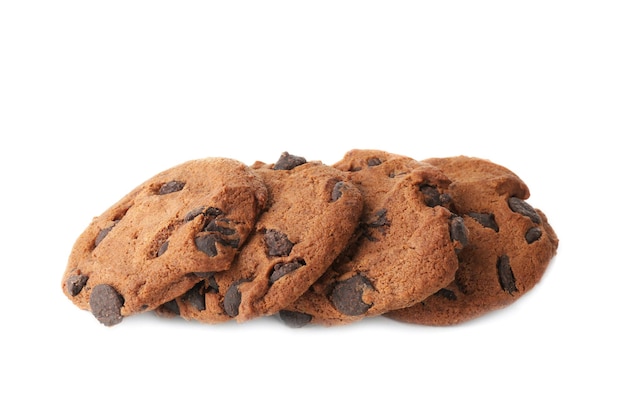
top-left (89, 284), bottom-right (124, 326)
top-left (193, 272), bottom-right (219, 293)
top-left (388, 170), bottom-right (408, 178)
top-left (223, 280), bottom-right (246, 317)
top-left (331, 181), bottom-right (346, 202)
top-left (525, 227), bottom-right (542, 244)
top-left (206, 273), bottom-right (219, 293)
top-left (156, 241), bottom-right (169, 257)
top-left (269, 259), bottom-right (306, 284)
top-left (220, 236), bottom-right (240, 249)
top-left (497, 255), bottom-right (518, 294)
top-left (193, 208), bottom-right (239, 255)
top-left (66, 274), bottom-right (88, 297)
top-left (435, 288), bottom-right (457, 301)
top-left (264, 229), bottom-right (294, 257)
top-left (362, 209), bottom-right (390, 241)
top-left (184, 207), bottom-right (206, 222)
top-left (419, 184), bottom-right (450, 207)
top-left (161, 299), bottom-right (180, 316)
top-left (274, 152), bottom-right (307, 170)
top-left (195, 234), bottom-right (219, 257)
top-left (149, 222), bottom-right (180, 259)
top-left (441, 193), bottom-right (452, 205)
top-left (94, 221), bottom-right (118, 247)
top-left (279, 310), bottom-right (313, 328)
top-left (367, 157), bottom-right (382, 166)
top-left (158, 180), bottom-right (185, 195)
top-left (368, 209), bottom-right (389, 228)
top-left (182, 282), bottom-right (207, 311)
top-left (449, 215), bottom-right (469, 248)
top-left (203, 219), bottom-right (236, 235)
top-left (508, 197), bottom-right (541, 224)
top-left (205, 207), bottom-right (224, 217)
top-left (330, 274), bottom-right (374, 316)
top-left (469, 212), bottom-right (499, 232)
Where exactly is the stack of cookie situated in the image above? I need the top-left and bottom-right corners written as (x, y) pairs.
top-left (62, 150), bottom-right (558, 327)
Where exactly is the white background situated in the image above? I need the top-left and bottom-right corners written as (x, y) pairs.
top-left (1, 1), bottom-right (624, 405)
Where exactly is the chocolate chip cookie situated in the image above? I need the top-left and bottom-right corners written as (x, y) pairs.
top-left (62, 158), bottom-right (268, 326)
top-left (157, 153), bottom-right (364, 324)
top-left (279, 150), bottom-right (467, 327)
top-left (386, 156), bottom-right (559, 326)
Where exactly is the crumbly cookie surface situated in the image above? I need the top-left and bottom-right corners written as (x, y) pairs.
top-left (157, 153), bottom-right (364, 324)
top-left (62, 158), bottom-right (267, 325)
top-left (386, 156), bottom-right (559, 326)
top-left (279, 150), bottom-right (467, 326)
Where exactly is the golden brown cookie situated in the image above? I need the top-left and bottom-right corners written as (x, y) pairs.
top-left (278, 150), bottom-right (467, 327)
top-left (156, 153), bottom-right (364, 324)
top-left (386, 156), bottom-right (559, 326)
top-left (62, 158), bottom-right (268, 326)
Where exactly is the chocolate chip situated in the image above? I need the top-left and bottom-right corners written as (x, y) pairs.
top-left (205, 207), bottom-right (224, 217)
top-left (207, 274), bottom-right (219, 293)
top-left (204, 219), bottom-right (236, 235)
top-left (331, 181), bottom-right (346, 202)
top-left (192, 208), bottom-right (240, 256)
top-left (497, 255), bottom-right (518, 294)
top-left (441, 193), bottom-right (452, 205)
top-left (195, 234), bottom-right (219, 257)
top-left (193, 272), bottom-right (220, 293)
top-left (362, 209), bottom-right (390, 241)
top-left (449, 215), bottom-right (468, 248)
top-left (269, 259), bottom-right (306, 284)
top-left (161, 299), bottom-right (180, 316)
top-left (223, 280), bottom-right (246, 317)
top-left (182, 282), bottom-right (207, 311)
top-left (388, 171), bottom-right (408, 178)
top-left (158, 180), bottom-right (185, 195)
top-left (330, 274), bottom-right (373, 316)
top-left (187, 206), bottom-right (224, 223)
top-left (94, 221), bottom-right (118, 247)
top-left (367, 157), bottom-right (382, 166)
top-left (264, 229), bottom-right (294, 257)
top-left (156, 241), bottom-right (169, 257)
top-left (148, 222), bottom-right (180, 259)
top-left (419, 184), bottom-right (450, 207)
top-left (184, 207), bottom-right (206, 222)
top-left (274, 152), bottom-right (307, 170)
top-left (508, 197), bottom-right (541, 224)
top-left (368, 209), bottom-right (389, 228)
top-left (89, 284), bottom-right (124, 326)
top-left (279, 310), bottom-right (313, 328)
top-left (220, 237), bottom-right (241, 249)
top-left (469, 212), bottom-right (499, 232)
top-left (434, 288), bottom-right (457, 301)
top-left (525, 227), bottom-right (542, 244)
top-left (66, 274), bottom-right (88, 296)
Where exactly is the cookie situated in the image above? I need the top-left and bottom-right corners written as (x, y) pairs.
top-left (62, 158), bottom-right (268, 326)
top-left (278, 150), bottom-right (467, 327)
top-left (386, 156), bottom-right (559, 326)
top-left (156, 152), bottom-right (364, 323)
